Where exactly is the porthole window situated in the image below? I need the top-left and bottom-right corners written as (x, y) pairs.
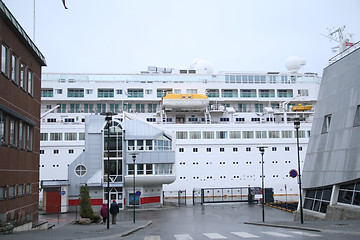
top-left (75, 164), bottom-right (87, 177)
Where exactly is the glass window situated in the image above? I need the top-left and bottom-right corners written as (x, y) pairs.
top-left (26, 125), bottom-right (32, 151)
top-left (216, 131), bottom-right (228, 139)
top-left (65, 133), bottom-right (77, 141)
top-left (136, 140), bottom-right (144, 150)
top-left (20, 63), bottom-right (27, 90)
top-left (146, 164), bottom-right (153, 174)
top-left (98, 89), bottom-right (114, 98)
top-left (203, 131), bottom-right (214, 139)
top-left (0, 110), bottom-right (8, 145)
top-left (146, 140), bottom-right (153, 150)
top-left (128, 164), bottom-right (134, 175)
top-left (79, 132), bottom-right (85, 140)
top-left (1, 44), bottom-right (9, 77)
top-left (25, 184), bottom-right (31, 195)
top-left (354, 105), bottom-right (360, 127)
top-left (255, 131), bottom-right (267, 139)
top-left (11, 54), bottom-right (19, 84)
top-left (19, 121), bottom-right (24, 149)
top-left (0, 186), bottom-right (6, 200)
top-left (243, 131), bottom-right (254, 139)
top-left (28, 70), bottom-right (33, 96)
top-left (176, 131), bottom-right (188, 139)
top-left (8, 185), bottom-right (15, 198)
top-left (50, 133), bottom-right (63, 141)
top-left (321, 114), bottom-right (332, 133)
top-left (18, 184), bottom-right (24, 196)
top-left (41, 89), bottom-right (54, 97)
top-left (67, 89), bottom-right (84, 97)
top-left (9, 119), bottom-right (17, 147)
top-left (137, 164), bottom-right (144, 175)
top-left (75, 165), bottom-right (87, 177)
top-left (268, 131), bottom-right (280, 138)
top-left (189, 131), bottom-right (201, 139)
top-left (229, 131), bottom-right (241, 139)
top-left (281, 131), bottom-right (293, 138)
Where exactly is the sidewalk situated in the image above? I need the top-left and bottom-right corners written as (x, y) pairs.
top-left (245, 219), bottom-right (360, 236)
top-left (1, 212), bottom-right (152, 240)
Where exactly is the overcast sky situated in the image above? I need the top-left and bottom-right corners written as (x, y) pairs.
top-left (3, 0), bottom-right (360, 75)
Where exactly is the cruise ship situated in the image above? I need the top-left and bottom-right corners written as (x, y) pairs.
top-left (39, 58), bottom-right (321, 209)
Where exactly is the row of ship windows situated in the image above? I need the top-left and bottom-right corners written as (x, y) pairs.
top-left (179, 146), bottom-right (302, 152)
top-left (41, 88), bottom-right (307, 99)
top-left (43, 103), bottom-right (304, 115)
top-left (179, 175), bottom-right (295, 180)
top-left (180, 160), bottom-right (293, 165)
top-left (176, 130), bottom-right (309, 140)
top-left (40, 149), bottom-right (76, 154)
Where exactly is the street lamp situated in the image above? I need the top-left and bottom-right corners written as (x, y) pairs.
top-left (257, 146), bottom-right (268, 222)
top-left (294, 120), bottom-right (304, 224)
top-left (132, 154), bottom-right (136, 223)
top-left (105, 112), bottom-right (112, 230)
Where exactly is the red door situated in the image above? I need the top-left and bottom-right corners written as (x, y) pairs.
top-left (46, 191), bottom-right (61, 213)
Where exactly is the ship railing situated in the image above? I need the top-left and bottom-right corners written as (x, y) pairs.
top-left (329, 41), bottom-right (360, 65)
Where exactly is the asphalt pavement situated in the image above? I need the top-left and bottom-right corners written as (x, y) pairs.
top-left (1, 204), bottom-right (360, 239)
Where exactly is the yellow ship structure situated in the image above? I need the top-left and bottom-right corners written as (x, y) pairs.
top-left (162, 92), bottom-right (209, 111)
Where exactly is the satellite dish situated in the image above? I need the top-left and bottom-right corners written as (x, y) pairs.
top-left (285, 56), bottom-right (306, 73)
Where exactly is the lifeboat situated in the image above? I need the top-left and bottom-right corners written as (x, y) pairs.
top-left (291, 104), bottom-right (312, 112)
top-left (162, 92), bottom-right (209, 110)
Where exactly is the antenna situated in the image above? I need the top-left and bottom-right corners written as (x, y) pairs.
top-left (321, 26), bottom-right (354, 54)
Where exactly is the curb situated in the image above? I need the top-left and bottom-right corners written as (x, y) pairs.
top-left (119, 220), bottom-right (153, 237)
top-left (244, 221), bottom-right (321, 232)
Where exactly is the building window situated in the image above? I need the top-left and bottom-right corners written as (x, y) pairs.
top-left (8, 185), bottom-right (15, 199)
top-left (67, 89), bottom-right (84, 97)
top-left (40, 150), bottom-right (44, 154)
top-left (11, 54), bottom-right (19, 84)
top-left (25, 184), bottom-right (31, 195)
top-left (268, 131), bottom-right (280, 138)
top-left (0, 186), bottom-right (6, 200)
top-left (216, 131), bottom-right (228, 139)
top-left (41, 89), bottom-right (54, 97)
top-left (189, 131), bottom-right (201, 139)
top-left (321, 114), bottom-right (332, 134)
top-left (50, 133), bottom-right (62, 141)
top-left (233, 147), bottom-right (238, 152)
top-left (246, 147), bottom-right (251, 152)
top-left (79, 132), bottom-right (85, 140)
top-left (203, 131), bottom-right (214, 139)
top-left (69, 149), bottom-right (74, 154)
top-left (304, 188), bottom-right (332, 213)
top-left (9, 118), bottom-right (17, 147)
top-left (193, 148), bottom-right (198, 152)
top-left (75, 165), bottom-right (87, 177)
top-left (338, 181), bottom-right (360, 206)
top-left (1, 44), bottom-right (10, 77)
top-left (65, 132), bottom-right (77, 141)
top-left (220, 148), bottom-right (225, 152)
top-left (206, 148), bottom-right (211, 152)
top-left (255, 131), bottom-right (267, 139)
top-left (354, 105), bottom-right (360, 127)
top-left (285, 147), bottom-right (290, 151)
top-left (27, 70), bottom-right (33, 96)
top-left (18, 184), bottom-right (24, 197)
top-left (243, 131), bottom-right (254, 139)
top-left (281, 130), bottom-right (293, 138)
top-left (179, 148), bottom-right (184, 152)
top-left (55, 89), bottom-right (63, 94)
top-left (26, 125), bottom-right (32, 151)
top-left (176, 131), bottom-right (188, 139)
top-left (272, 147), bottom-right (277, 151)
top-left (229, 131), bottom-right (241, 139)
top-left (146, 164), bottom-right (153, 174)
top-left (98, 89), bottom-right (114, 98)
top-left (20, 63), bottom-right (27, 90)
top-left (54, 149), bottom-right (59, 154)
top-left (137, 164), bottom-right (144, 175)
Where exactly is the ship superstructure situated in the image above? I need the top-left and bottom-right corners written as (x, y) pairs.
top-left (39, 62), bottom-right (321, 208)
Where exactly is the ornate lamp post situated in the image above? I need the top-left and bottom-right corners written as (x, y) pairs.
top-left (104, 113), bottom-right (112, 229)
top-left (132, 154), bottom-right (137, 223)
top-left (257, 146), bottom-right (267, 222)
top-left (294, 120), bottom-right (304, 224)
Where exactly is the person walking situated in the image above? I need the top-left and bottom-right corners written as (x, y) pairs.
top-left (100, 203), bottom-right (108, 224)
top-left (110, 200), bottom-right (119, 224)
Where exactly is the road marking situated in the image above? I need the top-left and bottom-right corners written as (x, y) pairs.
top-left (261, 231), bottom-right (293, 237)
top-left (291, 231), bottom-right (322, 237)
top-left (203, 232), bottom-right (227, 239)
top-left (174, 234), bottom-right (194, 240)
top-left (144, 236), bottom-right (161, 240)
top-left (231, 232), bottom-right (260, 238)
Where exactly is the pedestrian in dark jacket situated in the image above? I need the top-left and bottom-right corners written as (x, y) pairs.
top-left (100, 203), bottom-right (108, 224)
top-left (109, 200), bottom-right (119, 224)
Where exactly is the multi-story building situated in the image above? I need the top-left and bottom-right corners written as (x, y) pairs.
top-left (0, 0), bottom-right (46, 231)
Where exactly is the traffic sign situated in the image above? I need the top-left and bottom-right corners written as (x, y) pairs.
top-left (289, 169), bottom-right (298, 178)
top-left (136, 191), bottom-right (141, 197)
top-left (60, 191), bottom-right (66, 195)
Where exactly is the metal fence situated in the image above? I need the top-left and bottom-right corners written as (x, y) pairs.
top-left (163, 190), bottom-right (187, 206)
top-left (193, 187), bottom-right (259, 205)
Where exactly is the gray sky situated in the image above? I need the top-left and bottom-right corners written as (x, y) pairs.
top-left (3, 0), bottom-right (360, 75)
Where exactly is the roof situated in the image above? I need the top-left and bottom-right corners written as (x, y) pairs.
top-left (0, 0), bottom-right (46, 66)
